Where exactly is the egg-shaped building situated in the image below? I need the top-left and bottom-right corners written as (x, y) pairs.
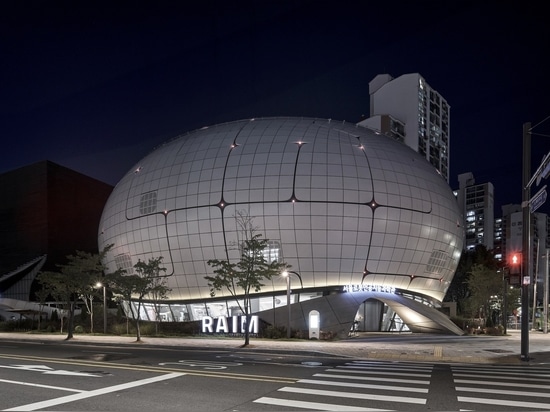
top-left (98, 117), bottom-right (464, 334)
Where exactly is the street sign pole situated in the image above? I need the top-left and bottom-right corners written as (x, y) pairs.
top-left (530, 185), bottom-right (547, 213)
top-left (521, 122), bottom-right (531, 362)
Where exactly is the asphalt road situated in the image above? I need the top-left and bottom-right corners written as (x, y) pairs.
top-left (0, 339), bottom-right (341, 411)
top-left (3, 338), bottom-right (550, 411)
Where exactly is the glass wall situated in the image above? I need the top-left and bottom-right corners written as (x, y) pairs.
top-left (122, 290), bottom-right (321, 322)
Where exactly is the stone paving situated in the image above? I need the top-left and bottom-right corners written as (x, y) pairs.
top-left (1, 329), bottom-right (550, 365)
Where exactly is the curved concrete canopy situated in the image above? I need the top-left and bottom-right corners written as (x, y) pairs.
top-left (259, 291), bottom-right (464, 337)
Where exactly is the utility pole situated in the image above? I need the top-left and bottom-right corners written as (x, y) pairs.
top-left (519, 116), bottom-right (550, 348)
top-left (521, 122), bottom-right (531, 361)
top-left (545, 249), bottom-right (549, 334)
top-left (502, 267), bottom-right (508, 335)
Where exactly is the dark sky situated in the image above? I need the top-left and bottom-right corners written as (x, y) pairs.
top-left (1, 1), bottom-right (549, 214)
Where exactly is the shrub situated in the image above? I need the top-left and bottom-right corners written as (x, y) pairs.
top-left (262, 325), bottom-right (287, 339)
top-left (484, 326), bottom-right (503, 335)
top-left (139, 323), bottom-right (155, 336)
top-left (111, 322), bottom-right (132, 336)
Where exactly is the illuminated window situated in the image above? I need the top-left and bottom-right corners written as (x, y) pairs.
top-left (241, 240), bottom-right (281, 263)
top-left (263, 240), bottom-right (281, 263)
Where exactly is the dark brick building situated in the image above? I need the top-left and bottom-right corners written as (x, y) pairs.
top-left (0, 161), bottom-right (113, 300)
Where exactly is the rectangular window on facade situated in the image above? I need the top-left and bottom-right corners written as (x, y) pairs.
top-left (115, 253), bottom-right (134, 271)
top-left (263, 240), bottom-right (281, 263)
top-left (425, 250), bottom-right (450, 276)
top-left (140, 191), bottom-right (158, 214)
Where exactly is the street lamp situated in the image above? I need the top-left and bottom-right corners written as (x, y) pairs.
top-left (96, 282), bottom-right (107, 334)
top-left (281, 270), bottom-right (303, 338)
top-left (281, 271), bottom-right (291, 338)
top-left (501, 267), bottom-right (508, 335)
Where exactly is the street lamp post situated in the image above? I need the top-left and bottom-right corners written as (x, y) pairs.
top-left (96, 282), bottom-right (107, 334)
top-left (102, 284), bottom-right (107, 334)
top-left (283, 272), bottom-right (291, 338)
top-left (502, 268), bottom-right (508, 335)
top-left (281, 270), bottom-right (303, 338)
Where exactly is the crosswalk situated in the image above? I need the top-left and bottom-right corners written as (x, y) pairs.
top-left (254, 360), bottom-right (432, 411)
top-left (453, 364), bottom-right (550, 410)
top-left (253, 360), bottom-right (550, 411)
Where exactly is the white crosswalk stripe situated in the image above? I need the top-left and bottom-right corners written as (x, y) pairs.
top-left (253, 361), bottom-right (550, 411)
top-left (453, 364), bottom-right (550, 410)
top-left (254, 396), bottom-right (393, 411)
top-left (253, 360), bottom-right (433, 410)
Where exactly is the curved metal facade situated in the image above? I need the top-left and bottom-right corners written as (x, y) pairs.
top-left (98, 117), bottom-right (463, 302)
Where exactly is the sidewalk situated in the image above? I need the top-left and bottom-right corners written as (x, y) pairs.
top-left (1, 329), bottom-right (549, 365)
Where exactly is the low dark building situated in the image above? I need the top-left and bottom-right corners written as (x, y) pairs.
top-left (0, 161), bottom-right (113, 301)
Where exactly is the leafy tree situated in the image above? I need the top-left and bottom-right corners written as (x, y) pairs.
top-left (464, 263), bottom-right (502, 324)
top-left (107, 256), bottom-right (168, 341)
top-left (445, 245), bottom-right (500, 316)
top-left (36, 246), bottom-right (112, 340)
top-left (444, 254), bottom-right (471, 315)
top-left (149, 274), bottom-right (172, 334)
top-left (504, 286), bottom-right (521, 325)
top-left (80, 280), bottom-right (103, 334)
top-left (206, 211), bottom-right (290, 346)
top-left (34, 287), bottom-right (49, 331)
top-left (37, 271), bottom-right (68, 333)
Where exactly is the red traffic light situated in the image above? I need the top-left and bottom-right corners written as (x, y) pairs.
top-left (509, 252), bottom-right (522, 274)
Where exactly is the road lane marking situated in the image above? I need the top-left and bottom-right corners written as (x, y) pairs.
top-left (335, 367), bottom-right (430, 378)
top-left (298, 378), bottom-right (429, 393)
top-left (457, 386), bottom-right (550, 398)
top-left (158, 359), bottom-right (243, 369)
top-left (0, 379), bottom-right (84, 393)
top-left (455, 378), bottom-right (550, 390)
top-left (0, 354), bottom-right (296, 383)
top-left (3, 372), bottom-right (185, 411)
top-left (279, 387), bottom-right (427, 405)
top-left (458, 396), bottom-right (550, 410)
top-left (0, 364), bottom-right (100, 377)
top-left (254, 396), bottom-right (392, 411)
top-left (314, 372), bottom-right (430, 385)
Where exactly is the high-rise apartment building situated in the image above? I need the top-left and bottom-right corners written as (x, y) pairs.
top-left (455, 172), bottom-right (495, 251)
top-left (358, 73), bottom-right (450, 182)
top-left (501, 204), bottom-right (549, 297)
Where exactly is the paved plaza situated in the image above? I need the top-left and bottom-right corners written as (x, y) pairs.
top-left (1, 329), bottom-right (550, 365)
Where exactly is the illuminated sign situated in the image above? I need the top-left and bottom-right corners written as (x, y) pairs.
top-left (310, 313), bottom-right (319, 328)
top-left (201, 315), bottom-right (259, 334)
top-left (343, 284), bottom-right (396, 294)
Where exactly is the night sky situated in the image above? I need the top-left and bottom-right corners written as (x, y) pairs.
top-left (2, 1), bottom-right (549, 214)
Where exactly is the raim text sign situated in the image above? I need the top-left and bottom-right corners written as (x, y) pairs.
top-left (201, 315), bottom-right (259, 334)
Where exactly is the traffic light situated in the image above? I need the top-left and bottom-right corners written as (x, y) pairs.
top-left (509, 252), bottom-right (522, 275)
